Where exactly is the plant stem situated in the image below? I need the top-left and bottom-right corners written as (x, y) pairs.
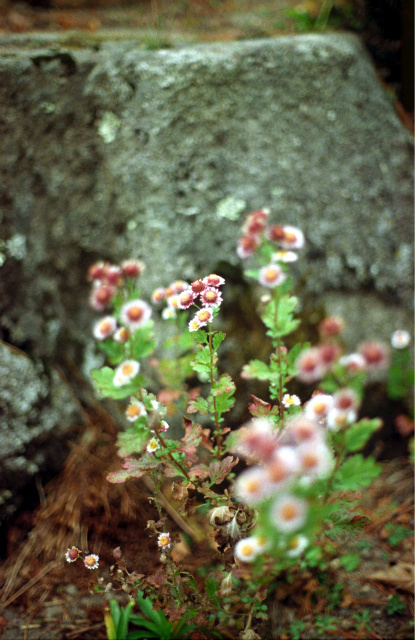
top-left (272, 291), bottom-right (285, 422)
top-left (321, 437), bottom-right (347, 504)
top-left (156, 431), bottom-right (192, 482)
top-left (207, 327), bottom-right (222, 458)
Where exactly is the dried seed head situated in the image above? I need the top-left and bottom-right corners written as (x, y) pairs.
top-left (65, 547), bottom-right (80, 563)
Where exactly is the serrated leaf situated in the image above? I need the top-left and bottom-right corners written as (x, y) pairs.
top-left (107, 454), bottom-right (159, 483)
top-left (188, 463), bottom-right (210, 480)
top-left (333, 454), bottom-right (381, 491)
top-left (91, 367), bottom-right (140, 399)
top-left (213, 392), bottom-right (235, 419)
top-left (208, 456), bottom-right (239, 484)
top-left (98, 339), bottom-right (125, 365)
top-left (187, 396), bottom-right (209, 415)
top-left (213, 331), bottom-right (226, 350)
top-left (344, 418), bottom-right (382, 452)
top-left (212, 374), bottom-right (236, 396)
top-left (176, 419), bottom-right (202, 459)
top-left (129, 322), bottom-right (157, 360)
top-left (263, 294), bottom-right (299, 339)
top-left (286, 342), bottom-right (308, 369)
top-left (242, 359), bottom-right (272, 381)
top-left (192, 345), bottom-right (214, 375)
top-left (117, 429), bottom-right (148, 456)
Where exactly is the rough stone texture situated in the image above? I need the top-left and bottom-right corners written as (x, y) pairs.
top-left (0, 341), bottom-right (79, 519)
top-left (0, 34), bottom-right (413, 365)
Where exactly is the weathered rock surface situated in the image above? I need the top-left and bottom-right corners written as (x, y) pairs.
top-left (0, 34), bottom-right (413, 512)
top-left (0, 33), bottom-right (413, 363)
top-left (0, 342), bottom-right (79, 518)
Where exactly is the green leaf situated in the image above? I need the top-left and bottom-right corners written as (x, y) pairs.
top-left (118, 601), bottom-right (134, 638)
top-left (340, 552), bottom-right (361, 572)
top-left (242, 359), bottom-right (272, 381)
top-left (128, 630), bottom-right (159, 639)
top-left (135, 591), bottom-right (165, 627)
top-left (105, 607), bottom-right (117, 640)
top-left (212, 331), bottom-right (226, 351)
top-left (98, 338), bottom-right (125, 365)
top-left (387, 349), bottom-right (414, 399)
top-left (128, 615), bottom-right (161, 636)
top-left (263, 294), bottom-right (300, 339)
top-left (109, 600), bottom-right (121, 633)
top-left (192, 345), bottom-right (214, 375)
top-left (385, 523), bottom-right (413, 547)
top-left (212, 374), bottom-right (235, 396)
top-left (117, 429), bottom-right (148, 456)
top-left (344, 418), bottom-right (382, 452)
top-left (286, 342), bottom-right (308, 374)
top-left (386, 594), bottom-right (406, 615)
top-left (333, 454), bottom-right (381, 491)
top-left (245, 268), bottom-right (259, 280)
top-left (213, 391), bottom-right (235, 419)
top-left (187, 396), bottom-right (209, 415)
top-left (91, 366), bottom-right (141, 400)
top-left (129, 322), bottom-right (157, 360)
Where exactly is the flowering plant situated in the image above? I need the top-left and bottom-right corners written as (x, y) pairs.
top-left (67, 210), bottom-right (412, 638)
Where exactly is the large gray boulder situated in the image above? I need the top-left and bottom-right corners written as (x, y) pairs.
top-left (0, 34), bottom-right (412, 514)
top-left (0, 341), bottom-right (79, 518)
top-left (0, 33), bottom-right (413, 362)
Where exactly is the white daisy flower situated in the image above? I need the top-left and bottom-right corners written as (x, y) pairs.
top-left (120, 299), bottom-right (152, 331)
top-left (391, 330), bottom-right (411, 349)
top-left (113, 360), bottom-right (140, 387)
top-left (147, 438), bottom-right (160, 453)
top-left (234, 537), bottom-right (261, 563)
top-left (271, 494), bottom-right (308, 534)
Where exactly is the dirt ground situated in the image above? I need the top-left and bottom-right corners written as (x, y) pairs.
top-left (0, 392), bottom-right (413, 639)
top-left (0, 0), bottom-right (321, 39)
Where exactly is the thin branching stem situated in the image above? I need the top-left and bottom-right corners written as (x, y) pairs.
top-left (155, 431), bottom-right (192, 482)
top-left (272, 291), bottom-right (285, 422)
top-left (207, 326), bottom-right (222, 458)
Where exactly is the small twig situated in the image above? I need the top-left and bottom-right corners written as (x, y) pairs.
top-left (141, 475), bottom-right (198, 541)
top-left (1, 560), bottom-right (58, 608)
top-left (66, 621), bottom-right (105, 639)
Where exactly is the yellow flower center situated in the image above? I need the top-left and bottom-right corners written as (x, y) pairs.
top-left (245, 478), bottom-right (260, 494)
top-left (198, 310), bottom-right (211, 322)
top-left (128, 306), bottom-right (144, 321)
top-left (121, 363), bottom-right (135, 376)
top-left (241, 543), bottom-right (255, 557)
top-left (302, 452), bottom-right (318, 469)
top-left (126, 404), bottom-right (142, 419)
top-left (281, 503), bottom-right (299, 522)
top-left (264, 267), bottom-right (278, 282)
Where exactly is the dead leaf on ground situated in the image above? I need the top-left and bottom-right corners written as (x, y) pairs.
top-left (368, 562), bottom-right (414, 593)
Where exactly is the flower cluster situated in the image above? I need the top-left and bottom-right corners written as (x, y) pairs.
top-left (232, 408), bottom-right (337, 562)
top-left (152, 274), bottom-right (225, 331)
top-left (87, 259), bottom-right (153, 389)
top-left (237, 209), bottom-right (304, 278)
top-left (65, 547), bottom-right (99, 570)
top-left (296, 333), bottom-right (391, 384)
top-left (82, 205), bottom-right (412, 637)
top-left (88, 259), bottom-right (145, 312)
